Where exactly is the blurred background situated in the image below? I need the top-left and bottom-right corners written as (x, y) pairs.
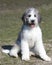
top-left (0, 0), bottom-right (52, 10)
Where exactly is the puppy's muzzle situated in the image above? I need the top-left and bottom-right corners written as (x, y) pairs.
top-left (31, 20), bottom-right (35, 23)
top-left (29, 20), bottom-right (35, 28)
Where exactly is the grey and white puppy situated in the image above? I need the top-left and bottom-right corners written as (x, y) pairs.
top-left (2, 8), bottom-right (51, 61)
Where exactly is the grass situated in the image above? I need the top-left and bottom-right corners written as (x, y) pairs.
top-left (0, 10), bottom-right (22, 42)
top-left (0, 0), bottom-right (52, 65)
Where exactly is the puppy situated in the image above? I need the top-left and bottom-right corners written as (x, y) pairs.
top-left (2, 8), bottom-right (51, 61)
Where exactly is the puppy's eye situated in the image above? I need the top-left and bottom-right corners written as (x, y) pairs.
top-left (28, 15), bottom-right (31, 17)
top-left (34, 15), bottom-right (36, 17)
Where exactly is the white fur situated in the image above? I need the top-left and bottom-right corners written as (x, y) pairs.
top-left (2, 8), bottom-right (51, 61)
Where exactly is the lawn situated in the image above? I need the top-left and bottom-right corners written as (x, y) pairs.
top-left (0, 0), bottom-right (52, 65)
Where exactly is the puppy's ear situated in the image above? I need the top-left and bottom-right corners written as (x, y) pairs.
top-left (21, 13), bottom-right (25, 24)
top-left (38, 13), bottom-right (42, 23)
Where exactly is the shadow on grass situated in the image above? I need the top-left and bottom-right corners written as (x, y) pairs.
top-left (35, 55), bottom-right (44, 61)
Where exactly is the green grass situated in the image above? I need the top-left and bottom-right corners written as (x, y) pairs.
top-left (0, 0), bottom-right (52, 65)
top-left (40, 7), bottom-right (52, 41)
top-left (0, 10), bottom-right (23, 42)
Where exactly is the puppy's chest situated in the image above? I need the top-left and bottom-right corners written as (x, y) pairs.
top-left (26, 31), bottom-right (37, 47)
top-left (28, 37), bottom-right (35, 47)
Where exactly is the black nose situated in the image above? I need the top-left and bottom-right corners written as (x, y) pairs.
top-left (31, 20), bottom-right (34, 23)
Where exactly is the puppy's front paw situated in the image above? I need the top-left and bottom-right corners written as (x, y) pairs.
top-left (22, 55), bottom-right (30, 61)
top-left (41, 55), bottom-right (51, 61)
top-left (44, 55), bottom-right (51, 61)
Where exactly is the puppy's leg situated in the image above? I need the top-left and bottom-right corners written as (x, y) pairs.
top-left (21, 40), bottom-right (30, 61)
top-left (34, 40), bottom-right (51, 61)
top-left (9, 44), bottom-right (20, 58)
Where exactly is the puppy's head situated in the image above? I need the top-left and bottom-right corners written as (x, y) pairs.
top-left (22, 8), bottom-right (41, 28)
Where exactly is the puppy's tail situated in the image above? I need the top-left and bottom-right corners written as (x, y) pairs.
top-left (2, 49), bottom-right (10, 54)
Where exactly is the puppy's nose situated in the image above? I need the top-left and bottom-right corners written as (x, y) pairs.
top-left (31, 20), bottom-right (34, 23)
